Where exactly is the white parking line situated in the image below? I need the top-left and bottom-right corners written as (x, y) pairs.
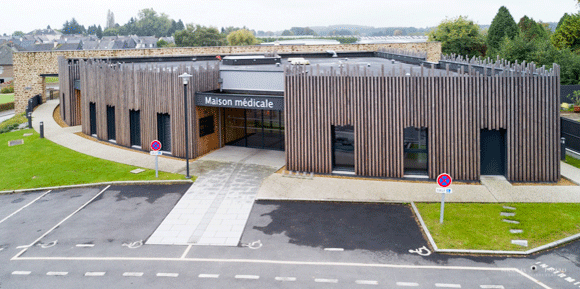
top-left (235, 275), bottom-right (260, 279)
top-left (76, 244), bottom-right (95, 247)
top-left (11, 271), bottom-right (31, 275)
top-left (275, 277), bottom-right (297, 281)
top-left (181, 244), bottom-right (192, 259)
top-left (46, 271), bottom-right (68, 276)
top-left (436, 284), bottom-right (461, 288)
top-left (480, 286), bottom-right (505, 289)
top-left (157, 273), bottom-right (179, 277)
top-left (324, 248), bottom-right (344, 251)
top-left (315, 278), bottom-right (338, 283)
top-left (15, 245), bottom-right (31, 249)
top-left (356, 280), bottom-right (378, 285)
top-left (123, 272), bottom-right (144, 277)
top-left (0, 190), bottom-right (51, 224)
top-left (12, 186), bottom-right (110, 261)
top-left (397, 282), bottom-right (419, 286)
top-left (85, 272), bottom-right (106, 276)
top-left (198, 274), bottom-right (219, 278)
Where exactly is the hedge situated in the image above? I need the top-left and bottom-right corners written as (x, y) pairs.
top-left (0, 102), bottom-right (14, 112)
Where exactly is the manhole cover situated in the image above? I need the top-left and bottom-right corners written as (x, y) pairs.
top-left (8, 139), bottom-right (24, 146)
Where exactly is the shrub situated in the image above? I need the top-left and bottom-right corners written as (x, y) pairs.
top-left (0, 102), bottom-right (14, 112)
top-left (1, 86), bottom-right (14, 93)
top-left (0, 113), bottom-right (27, 134)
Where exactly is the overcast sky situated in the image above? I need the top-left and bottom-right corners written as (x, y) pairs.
top-left (3, 0), bottom-right (578, 35)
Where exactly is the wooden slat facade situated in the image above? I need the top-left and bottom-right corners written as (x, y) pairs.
top-left (59, 57), bottom-right (219, 158)
top-left (284, 63), bottom-right (561, 182)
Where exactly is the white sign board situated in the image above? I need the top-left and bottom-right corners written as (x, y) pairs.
top-left (435, 188), bottom-right (453, 194)
top-left (150, 151), bottom-right (163, 156)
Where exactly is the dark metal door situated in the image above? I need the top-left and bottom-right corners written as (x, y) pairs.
top-left (106, 106), bottom-right (115, 141)
top-left (157, 113), bottom-right (171, 152)
top-left (480, 129), bottom-right (506, 175)
top-left (89, 102), bottom-right (96, 135)
top-left (130, 110), bottom-right (141, 146)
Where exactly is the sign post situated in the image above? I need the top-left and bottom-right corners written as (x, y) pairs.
top-left (436, 173), bottom-right (452, 224)
top-left (150, 140), bottom-right (162, 178)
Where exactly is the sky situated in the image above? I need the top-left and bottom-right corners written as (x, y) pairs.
top-left (2, 0), bottom-right (578, 35)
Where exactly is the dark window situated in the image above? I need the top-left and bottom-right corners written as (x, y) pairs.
top-left (62, 93), bottom-right (66, 121)
top-left (89, 102), bottom-right (96, 135)
top-left (199, 115), bottom-right (215, 137)
top-left (404, 127), bottom-right (428, 175)
top-left (106, 105), bottom-right (116, 141)
top-left (130, 110), bottom-right (141, 146)
top-left (157, 113), bottom-right (171, 152)
top-left (225, 109), bottom-right (285, 151)
top-left (332, 125), bottom-right (355, 172)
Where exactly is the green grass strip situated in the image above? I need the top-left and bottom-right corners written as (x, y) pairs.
top-left (1, 129), bottom-right (189, 191)
top-left (0, 93), bottom-right (14, 104)
top-left (415, 202), bottom-right (580, 251)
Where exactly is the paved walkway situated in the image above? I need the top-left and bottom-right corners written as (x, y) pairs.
top-left (257, 167), bottom-right (580, 203)
top-left (0, 109), bottom-right (14, 123)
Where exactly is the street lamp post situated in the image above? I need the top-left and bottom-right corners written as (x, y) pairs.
top-left (179, 72), bottom-right (193, 179)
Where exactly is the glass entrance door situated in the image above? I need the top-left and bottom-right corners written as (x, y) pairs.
top-left (404, 127), bottom-right (428, 175)
top-left (332, 125), bottom-right (355, 172)
top-left (224, 109), bottom-right (284, 151)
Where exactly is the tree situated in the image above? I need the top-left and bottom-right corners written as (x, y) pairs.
top-left (174, 24), bottom-right (226, 47)
top-left (106, 10), bottom-right (115, 29)
top-left (62, 18), bottom-right (86, 34)
top-left (557, 13), bottom-right (570, 31)
top-left (428, 16), bottom-right (486, 58)
top-left (487, 6), bottom-right (519, 55)
top-left (227, 29), bottom-right (258, 46)
top-left (552, 13), bottom-right (580, 52)
top-left (290, 27), bottom-right (316, 36)
top-left (281, 29), bottom-right (294, 36)
top-left (97, 25), bottom-right (103, 39)
top-left (157, 39), bottom-right (169, 47)
top-left (12, 31), bottom-right (24, 36)
top-left (135, 8), bottom-right (172, 37)
top-left (518, 16), bottom-right (548, 41)
top-left (47, 25), bottom-right (51, 30)
top-left (103, 27), bottom-right (119, 36)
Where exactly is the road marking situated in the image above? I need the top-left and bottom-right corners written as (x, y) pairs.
top-left (397, 282), bottom-right (419, 286)
top-left (85, 272), bottom-right (106, 276)
top-left (12, 271), bottom-right (31, 275)
top-left (356, 280), bottom-right (378, 285)
top-left (235, 275), bottom-right (260, 279)
top-left (275, 277), bottom-right (297, 281)
top-left (0, 190), bottom-right (51, 224)
top-left (12, 186), bottom-right (110, 261)
top-left (480, 286), bottom-right (505, 289)
top-left (76, 244), bottom-right (95, 247)
top-left (47, 271), bottom-right (68, 276)
top-left (181, 244), bottom-right (192, 259)
top-left (436, 284), bottom-right (461, 288)
top-left (315, 278), bottom-right (338, 283)
top-left (157, 273), bottom-right (179, 277)
top-left (324, 248), bottom-right (344, 251)
top-left (198, 274), bottom-right (219, 278)
top-left (123, 272), bottom-right (144, 277)
top-left (15, 245), bottom-right (31, 249)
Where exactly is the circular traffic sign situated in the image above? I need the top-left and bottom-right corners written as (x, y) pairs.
top-left (437, 173), bottom-right (452, 187)
top-left (150, 140), bottom-right (162, 151)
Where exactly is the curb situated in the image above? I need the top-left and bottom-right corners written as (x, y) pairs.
top-left (410, 201), bottom-right (580, 255)
top-left (0, 180), bottom-right (194, 195)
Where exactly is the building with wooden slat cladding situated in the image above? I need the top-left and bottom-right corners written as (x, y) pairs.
top-left (59, 49), bottom-right (561, 183)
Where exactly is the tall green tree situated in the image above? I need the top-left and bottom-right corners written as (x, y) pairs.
top-left (174, 24), bottom-right (226, 47)
top-left (552, 13), bottom-right (580, 52)
top-left (518, 16), bottom-right (548, 41)
top-left (427, 16), bottom-right (486, 58)
top-left (62, 18), bottom-right (86, 34)
top-left (135, 8), bottom-right (172, 37)
top-left (96, 25), bottom-right (103, 39)
top-left (487, 6), bottom-right (519, 55)
top-left (226, 29), bottom-right (258, 46)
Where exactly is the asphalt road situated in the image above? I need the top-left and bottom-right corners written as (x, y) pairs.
top-left (0, 184), bottom-right (578, 288)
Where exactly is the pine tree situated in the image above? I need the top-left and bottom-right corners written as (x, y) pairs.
top-left (487, 6), bottom-right (519, 54)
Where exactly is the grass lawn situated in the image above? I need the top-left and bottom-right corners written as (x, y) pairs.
top-left (415, 202), bottom-right (580, 251)
top-left (565, 155), bottom-right (580, 169)
top-left (0, 93), bottom-right (14, 104)
top-left (0, 129), bottom-right (189, 191)
top-left (45, 77), bottom-right (59, 84)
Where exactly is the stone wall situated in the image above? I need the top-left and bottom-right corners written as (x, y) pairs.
top-left (13, 42), bottom-right (441, 114)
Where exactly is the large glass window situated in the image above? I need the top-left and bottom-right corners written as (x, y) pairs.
top-left (225, 109), bottom-right (284, 151)
top-left (106, 105), bottom-right (115, 141)
top-left (404, 127), bottom-right (428, 175)
top-left (130, 110), bottom-right (141, 147)
top-left (332, 125), bottom-right (355, 172)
